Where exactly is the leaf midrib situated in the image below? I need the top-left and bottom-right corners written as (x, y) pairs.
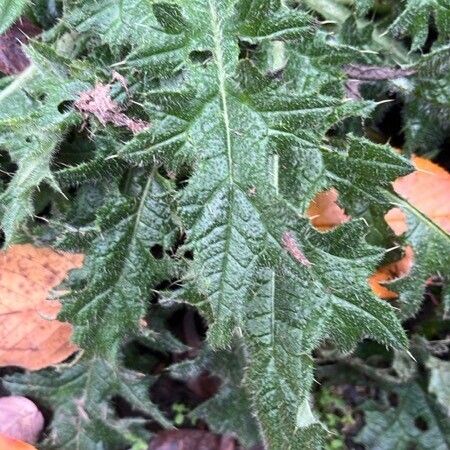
top-left (209, 0), bottom-right (234, 185)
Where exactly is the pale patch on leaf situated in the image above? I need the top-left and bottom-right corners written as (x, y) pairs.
top-left (75, 81), bottom-right (149, 134)
top-left (282, 231), bottom-right (312, 266)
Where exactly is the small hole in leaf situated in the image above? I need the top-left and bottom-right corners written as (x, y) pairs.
top-left (174, 166), bottom-right (193, 190)
top-left (37, 93), bottom-right (47, 102)
top-left (284, 0), bottom-right (301, 9)
top-left (150, 279), bottom-right (183, 304)
top-left (58, 100), bottom-right (74, 114)
top-left (239, 40), bottom-right (258, 60)
top-left (388, 392), bottom-right (399, 407)
top-left (35, 203), bottom-right (52, 223)
top-left (25, 137), bottom-right (32, 143)
top-left (189, 50), bottom-right (213, 64)
top-left (414, 416), bottom-right (429, 431)
top-left (167, 305), bottom-right (208, 346)
top-left (150, 244), bottom-right (164, 259)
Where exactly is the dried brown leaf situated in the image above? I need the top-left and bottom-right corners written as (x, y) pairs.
top-left (0, 18), bottom-right (41, 75)
top-left (0, 245), bottom-right (84, 370)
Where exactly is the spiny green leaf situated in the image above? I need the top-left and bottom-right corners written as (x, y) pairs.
top-left (391, 45), bottom-right (450, 154)
top-left (0, 0), bottom-right (29, 34)
top-left (243, 216), bottom-right (408, 449)
top-left (385, 193), bottom-right (450, 319)
top-left (356, 382), bottom-right (450, 450)
top-left (387, 0), bottom-right (450, 51)
top-left (3, 357), bottom-right (170, 450)
top-left (279, 135), bottom-right (413, 211)
top-left (59, 170), bottom-right (177, 354)
top-left (64, 0), bottom-right (156, 48)
top-left (108, 1), bottom-right (408, 446)
top-left (0, 43), bottom-right (89, 244)
top-left (0, 1), bottom-right (430, 448)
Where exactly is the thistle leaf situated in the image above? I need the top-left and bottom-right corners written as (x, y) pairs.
top-left (107, 2), bottom-right (408, 446)
top-left (386, 194), bottom-right (450, 319)
top-left (4, 357), bottom-right (170, 450)
top-left (59, 171), bottom-right (177, 354)
top-left (387, 0), bottom-right (450, 51)
top-left (356, 382), bottom-right (450, 450)
top-left (0, 43), bottom-right (89, 244)
top-left (0, 0), bottom-right (29, 34)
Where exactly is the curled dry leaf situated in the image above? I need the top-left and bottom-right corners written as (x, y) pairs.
top-left (0, 244), bottom-right (84, 370)
top-left (0, 396), bottom-right (44, 444)
top-left (0, 433), bottom-right (38, 450)
top-left (343, 64), bottom-right (415, 81)
top-left (307, 156), bottom-right (450, 299)
top-left (343, 64), bottom-right (415, 99)
top-left (0, 18), bottom-right (41, 75)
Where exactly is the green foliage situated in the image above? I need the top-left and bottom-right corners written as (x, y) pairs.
top-left (356, 382), bottom-right (450, 450)
top-left (387, 194), bottom-right (450, 319)
top-left (0, 44), bottom-right (90, 244)
top-left (387, 0), bottom-right (450, 51)
top-left (172, 343), bottom-right (261, 447)
top-left (0, 0), bottom-right (449, 449)
top-left (0, 0), bottom-right (29, 33)
top-left (391, 45), bottom-right (450, 154)
top-left (59, 170), bottom-right (178, 354)
top-left (352, 0), bottom-right (450, 50)
top-left (4, 357), bottom-right (170, 449)
top-left (317, 387), bottom-right (354, 450)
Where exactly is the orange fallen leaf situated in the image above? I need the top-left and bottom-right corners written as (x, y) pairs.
top-left (0, 245), bottom-right (84, 370)
top-left (307, 188), bottom-right (349, 231)
top-left (368, 247), bottom-right (414, 299)
top-left (372, 157), bottom-right (450, 297)
top-left (385, 155), bottom-right (450, 235)
top-left (307, 156), bottom-right (450, 299)
top-left (0, 433), bottom-right (37, 450)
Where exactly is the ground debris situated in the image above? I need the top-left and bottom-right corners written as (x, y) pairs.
top-left (0, 18), bottom-right (41, 75)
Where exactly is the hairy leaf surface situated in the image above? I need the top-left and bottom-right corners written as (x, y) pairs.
top-left (59, 171), bottom-right (177, 353)
top-left (0, 0), bottom-right (29, 34)
top-left (0, 1), bottom-right (434, 448)
top-left (0, 44), bottom-right (89, 244)
top-left (4, 358), bottom-right (169, 450)
top-left (356, 382), bottom-right (450, 450)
